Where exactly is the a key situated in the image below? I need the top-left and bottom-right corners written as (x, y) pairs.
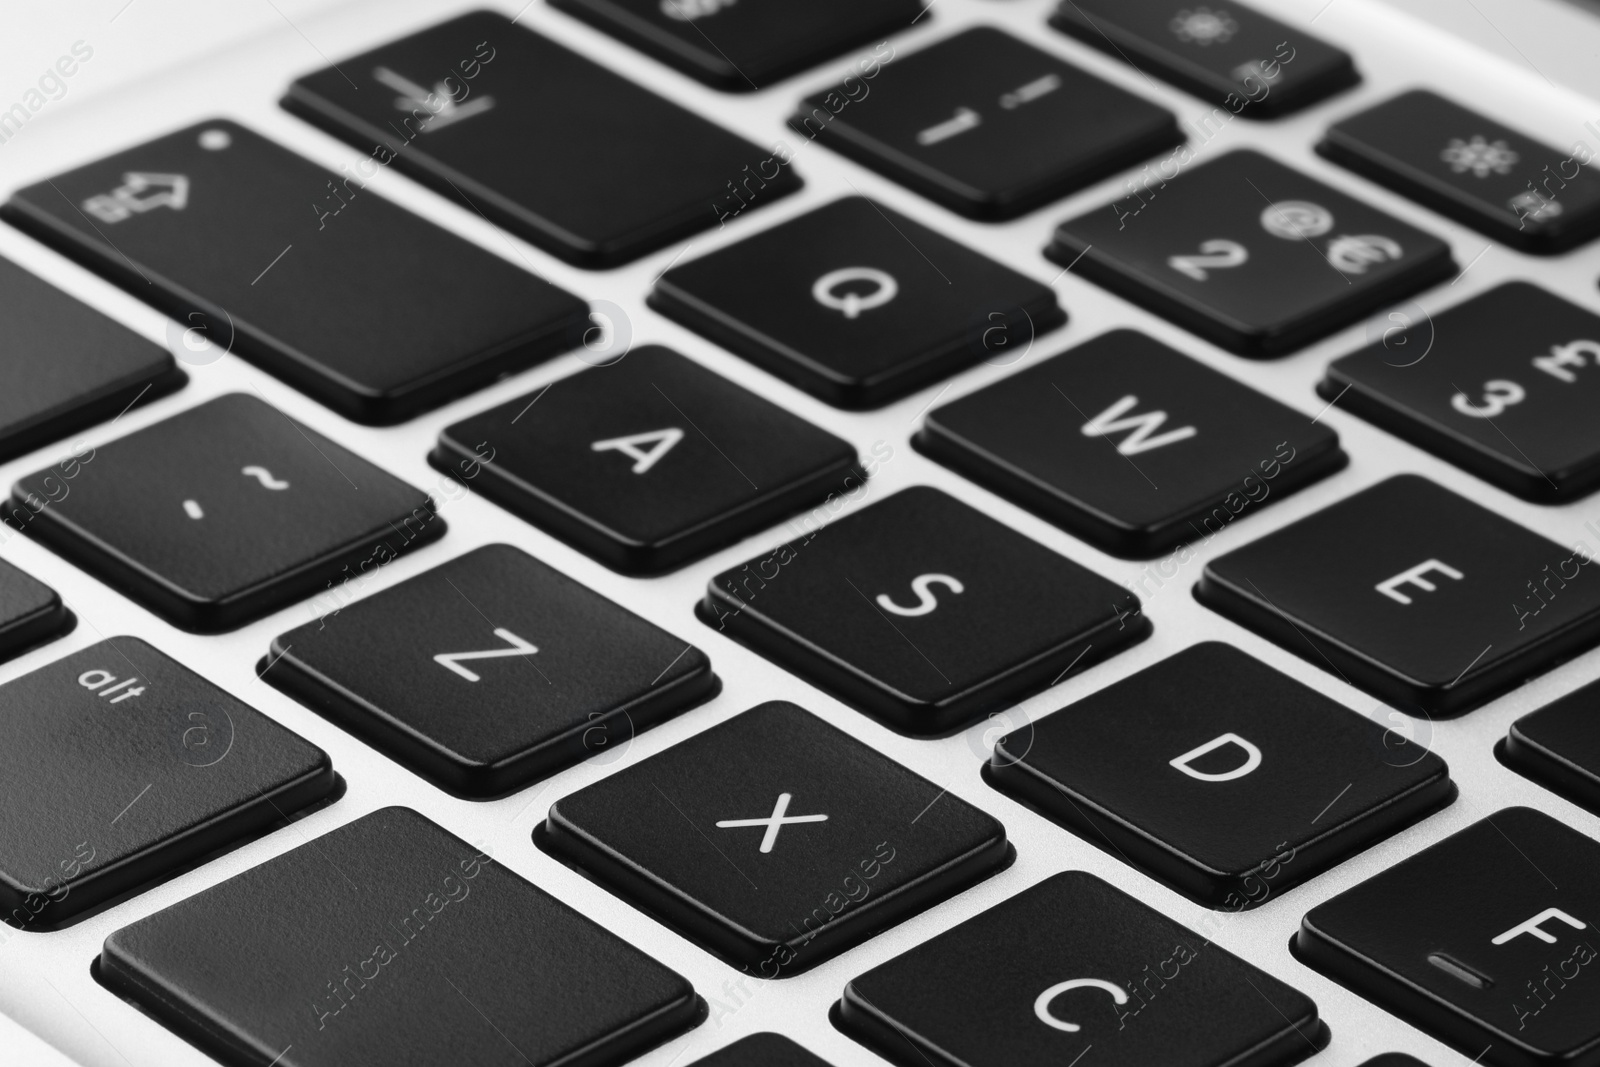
top-left (1297, 807), bottom-right (1600, 1067)
top-left (699, 486), bottom-right (1149, 735)
top-left (0, 637), bottom-right (333, 929)
top-left (549, 0), bottom-right (920, 91)
top-left (7, 394), bottom-right (445, 633)
top-left (916, 328), bottom-right (1347, 557)
top-left (541, 701), bottom-right (1010, 976)
top-left (689, 1033), bottom-right (834, 1067)
top-left (1503, 676), bottom-right (1600, 815)
top-left (1, 120), bottom-right (589, 424)
top-left (263, 544), bottom-right (716, 798)
top-left (1195, 475), bottom-right (1600, 716)
top-left (1319, 90), bottom-right (1600, 254)
top-left (0, 556), bottom-right (72, 665)
top-left (431, 346), bottom-right (861, 573)
top-left (1047, 149), bottom-right (1456, 357)
top-left (0, 256), bottom-right (184, 463)
top-left (1051, 0), bottom-right (1359, 118)
top-left (839, 871), bottom-right (1325, 1067)
top-left (987, 643), bottom-right (1454, 908)
top-left (101, 806), bottom-right (701, 1067)
top-left (282, 10), bottom-right (801, 267)
top-left (650, 197), bottom-right (1065, 408)
top-left (790, 27), bottom-right (1182, 220)
top-left (1321, 282), bottom-right (1600, 502)
top-left (1359, 1059), bottom-right (1431, 1067)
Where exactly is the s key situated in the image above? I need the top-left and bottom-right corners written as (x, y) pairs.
top-left (1, 120), bottom-right (589, 424)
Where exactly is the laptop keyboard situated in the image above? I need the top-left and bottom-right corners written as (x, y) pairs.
top-left (1, 0), bottom-right (1599, 1065)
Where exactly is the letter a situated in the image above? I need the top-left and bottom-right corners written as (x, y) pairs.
top-left (591, 428), bottom-right (684, 474)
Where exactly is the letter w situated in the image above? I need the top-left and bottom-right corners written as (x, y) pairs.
top-left (1081, 396), bottom-right (1197, 455)
top-left (434, 628), bottom-right (538, 682)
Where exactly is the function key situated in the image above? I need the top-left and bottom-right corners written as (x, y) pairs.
top-left (1196, 475), bottom-right (1600, 716)
top-left (550, 0), bottom-right (920, 91)
top-left (1321, 282), bottom-right (1600, 502)
top-left (1320, 90), bottom-right (1600, 254)
top-left (283, 10), bottom-right (802, 267)
top-left (542, 701), bottom-right (1009, 976)
top-left (1051, 0), bottom-right (1359, 118)
top-left (917, 329), bottom-right (1346, 557)
top-left (0, 637), bottom-right (333, 928)
top-left (8, 394), bottom-right (445, 632)
top-left (791, 27), bottom-right (1182, 219)
top-left (432, 346), bottom-right (860, 573)
top-left (0, 556), bottom-right (72, 665)
top-left (651, 196), bottom-right (1064, 408)
top-left (1, 120), bottom-right (589, 424)
top-left (1048, 149), bottom-right (1455, 357)
top-left (1298, 807), bottom-right (1600, 1067)
top-left (0, 255), bottom-right (183, 464)
top-left (988, 643), bottom-right (1453, 908)
top-left (264, 544), bottom-right (716, 798)
top-left (700, 486), bottom-right (1149, 736)
top-left (102, 807), bottom-right (702, 1065)
top-left (840, 871), bottom-right (1324, 1067)
top-left (1503, 676), bottom-right (1600, 815)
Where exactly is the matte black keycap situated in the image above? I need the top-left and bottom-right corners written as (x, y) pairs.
top-left (792, 27), bottom-right (1183, 220)
top-left (7, 394), bottom-right (444, 633)
top-left (1298, 807), bottom-right (1600, 1067)
top-left (699, 486), bottom-right (1149, 735)
top-left (1320, 90), bottom-right (1600, 254)
top-left (1321, 282), bottom-right (1600, 502)
top-left (1504, 676), bottom-right (1600, 815)
top-left (1359, 1059), bottom-right (1431, 1067)
top-left (431, 346), bottom-right (860, 573)
top-left (840, 871), bottom-right (1324, 1067)
top-left (101, 806), bottom-right (701, 1067)
top-left (263, 544), bottom-right (716, 798)
top-left (1051, 0), bottom-right (1359, 118)
top-left (987, 643), bottom-right (1454, 908)
top-left (917, 329), bottom-right (1347, 557)
top-left (0, 638), bottom-right (333, 929)
top-left (0, 256), bottom-right (183, 463)
top-left (0, 556), bottom-right (72, 664)
top-left (651, 197), bottom-right (1065, 408)
top-left (689, 1033), bottom-right (834, 1067)
top-left (1, 119), bottom-right (589, 424)
top-left (1196, 475), bottom-right (1600, 716)
top-left (283, 11), bottom-right (801, 267)
top-left (550, 0), bottom-right (918, 91)
top-left (542, 701), bottom-right (1009, 976)
top-left (1048, 149), bottom-right (1456, 357)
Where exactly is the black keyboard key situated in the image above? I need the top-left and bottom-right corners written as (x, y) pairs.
top-left (1196, 475), bottom-right (1600, 716)
top-left (0, 556), bottom-right (72, 664)
top-left (1320, 90), bottom-right (1600, 254)
top-left (1298, 807), bottom-right (1600, 1067)
top-left (988, 643), bottom-right (1453, 908)
top-left (0, 637), bottom-right (333, 928)
top-left (1, 120), bottom-right (589, 424)
top-left (102, 807), bottom-right (701, 1066)
top-left (840, 871), bottom-right (1324, 1067)
top-left (791, 27), bottom-right (1182, 220)
top-left (542, 701), bottom-right (1009, 976)
top-left (8, 394), bottom-right (445, 633)
top-left (1359, 1059), bottom-right (1430, 1067)
top-left (550, 0), bottom-right (919, 91)
top-left (263, 544), bottom-right (716, 798)
top-left (283, 11), bottom-right (801, 267)
top-left (700, 486), bottom-right (1149, 735)
top-left (1051, 0), bottom-right (1359, 118)
top-left (651, 197), bottom-right (1065, 408)
top-left (917, 329), bottom-right (1346, 557)
top-left (1504, 676), bottom-right (1600, 815)
top-left (690, 1033), bottom-right (833, 1067)
top-left (431, 346), bottom-right (859, 573)
top-left (1321, 282), bottom-right (1600, 502)
top-left (0, 256), bottom-right (183, 463)
top-left (1048, 149), bottom-right (1455, 357)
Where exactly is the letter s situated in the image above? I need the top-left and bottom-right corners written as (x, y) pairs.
top-left (876, 574), bottom-right (963, 617)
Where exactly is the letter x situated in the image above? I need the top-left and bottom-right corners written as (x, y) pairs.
top-left (715, 792), bottom-right (828, 854)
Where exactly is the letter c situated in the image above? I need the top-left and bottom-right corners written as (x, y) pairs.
top-left (1169, 732), bottom-right (1263, 782)
top-left (1034, 978), bottom-right (1130, 1033)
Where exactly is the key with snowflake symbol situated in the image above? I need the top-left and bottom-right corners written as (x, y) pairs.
top-left (1320, 89), bottom-right (1600, 254)
top-left (1051, 0), bottom-right (1358, 118)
